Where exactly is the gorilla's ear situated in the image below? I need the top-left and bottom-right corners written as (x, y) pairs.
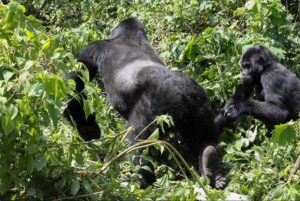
top-left (258, 56), bottom-right (267, 65)
top-left (258, 45), bottom-right (275, 66)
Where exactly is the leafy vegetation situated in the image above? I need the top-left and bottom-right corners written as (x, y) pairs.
top-left (0, 0), bottom-right (299, 200)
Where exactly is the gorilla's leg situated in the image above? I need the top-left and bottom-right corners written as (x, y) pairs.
top-left (126, 97), bottom-right (157, 189)
top-left (179, 114), bottom-right (227, 189)
top-left (199, 143), bottom-right (226, 189)
top-left (183, 135), bottom-right (226, 189)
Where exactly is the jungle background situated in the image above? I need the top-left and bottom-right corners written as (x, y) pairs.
top-left (0, 0), bottom-right (299, 200)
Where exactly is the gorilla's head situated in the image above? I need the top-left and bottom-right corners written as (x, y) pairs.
top-left (110, 18), bottom-right (147, 44)
top-left (240, 45), bottom-right (276, 83)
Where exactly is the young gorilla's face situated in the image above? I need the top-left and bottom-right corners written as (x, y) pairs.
top-left (240, 60), bottom-right (253, 83)
top-left (240, 46), bottom-right (267, 83)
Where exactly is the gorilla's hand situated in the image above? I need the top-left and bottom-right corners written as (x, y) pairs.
top-left (224, 104), bottom-right (239, 119)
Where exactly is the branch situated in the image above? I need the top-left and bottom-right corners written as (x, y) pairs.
top-left (288, 154), bottom-right (300, 184)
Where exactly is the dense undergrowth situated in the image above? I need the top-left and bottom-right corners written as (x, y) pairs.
top-left (0, 0), bottom-right (299, 200)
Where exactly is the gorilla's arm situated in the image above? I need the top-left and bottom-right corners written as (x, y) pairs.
top-left (64, 42), bottom-right (108, 140)
top-left (63, 73), bottom-right (101, 140)
top-left (224, 80), bottom-right (255, 108)
top-left (214, 81), bottom-right (255, 133)
top-left (225, 99), bottom-right (289, 128)
top-left (77, 41), bottom-right (108, 77)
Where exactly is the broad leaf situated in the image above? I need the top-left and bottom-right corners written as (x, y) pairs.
top-left (271, 123), bottom-right (296, 145)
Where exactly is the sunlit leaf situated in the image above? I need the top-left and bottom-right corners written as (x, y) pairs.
top-left (271, 123), bottom-right (296, 145)
top-left (234, 7), bottom-right (245, 16)
top-left (245, 0), bottom-right (255, 10)
top-left (148, 128), bottom-right (160, 141)
top-left (3, 70), bottom-right (14, 81)
top-left (34, 155), bottom-right (47, 171)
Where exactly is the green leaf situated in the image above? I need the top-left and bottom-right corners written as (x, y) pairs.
top-left (26, 15), bottom-right (44, 34)
top-left (25, 28), bottom-right (34, 40)
top-left (245, 0), bottom-right (255, 10)
top-left (3, 70), bottom-right (14, 81)
top-left (234, 7), bottom-right (245, 16)
top-left (4, 2), bottom-right (25, 30)
top-left (288, 185), bottom-right (300, 200)
top-left (253, 146), bottom-right (264, 161)
top-left (71, 180), bottom-right (80, 195)
top-left (24, 60), bottom-right (34, 70)
top-left (226, 192), bottom-right (250, 201)
top-left (174, 187), bottom-right (185, 196)
top-left (20, 155), bottom-right (35, 173)
top-left (203, 27), bottom-right (214, 34)
top-left (81, 69), bottom-right (90, 82)
top-left (268, 46), bottom-right (286, 60)
top-left (83, 99), bottom-right (93, 118)
top-left (25, 188), bottom-right (37, 197)
top-left (156, 114), bottom-right (174, 133)
top-left (85, 82), bottom-right (97, 94)
top-left (27, 156), bottom-right (35, 173)
top-left (0, 5), bottom-right (7, 11)
top-left (56, 178), bottom-right (66, 189)
top-left (82, 180), bottom-right (93, 193)
top-left (1, 105), bottom-right (17, 135)
top-left (159, 143), bottom-right (165, 154)
top-left (240, 185), bottom-right (249, 194)
top-left (46, 103), bottom-right (61, 127)
top-left (234, 140), bottom-right (243, 151)
top-left (272, 186), bottom-right (284, 198)
top-left (0, 96), bottom-right (7, 104)
top-left (148, 128), bottom-right (160, 140)
top-left (7, 104), bottom-right (18, 120)
top-left (35, 155), bottom-right (47, 171)
top-left (27, 144), bottom-right (39, 154)
top-left (0, 167), bottom-right (11, 194)
top-left (28, 83), bottom-right (44, 97)
top-left (67, 79), bottom-right (76, 94)
top-left (186, 36), bottom-right (198, 61)
top-left (42, 36), bottom-right (58, 59)
top-left (271, 123), bottom-right (296, 145)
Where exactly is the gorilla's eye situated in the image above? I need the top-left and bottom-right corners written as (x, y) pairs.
top-left (242, 63), bottom-right (251, 69)
top-left (258, 57), bottom-right (265, 64)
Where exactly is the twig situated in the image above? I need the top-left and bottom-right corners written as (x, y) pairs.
top-left (287, 154), bottom-right (300, 184)
top-left (92, 139), bottom-right (213, 200)
top-left (52, 192), bottom-right (103, 201)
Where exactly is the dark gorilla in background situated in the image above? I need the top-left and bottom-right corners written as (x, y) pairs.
top-left (215, 45), bottom-right (300, 132)
top-left (64, 18), bottom-right (226, 189)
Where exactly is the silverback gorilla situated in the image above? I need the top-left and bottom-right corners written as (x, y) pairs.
top-left (215, 45), bottom-right (300, 132)
top-left (64, 18), bottom-right (226, 189)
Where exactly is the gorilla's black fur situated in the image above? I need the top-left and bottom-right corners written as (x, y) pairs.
top-left (64, 18), bottom-right (226, 189)
top-left (215, 45), bottom-right (300, 132)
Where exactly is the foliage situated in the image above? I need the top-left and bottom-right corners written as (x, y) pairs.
top-left (271, 122), bottom-right (297, 145)
top-left (0, 0), bottom-right (299, 200)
